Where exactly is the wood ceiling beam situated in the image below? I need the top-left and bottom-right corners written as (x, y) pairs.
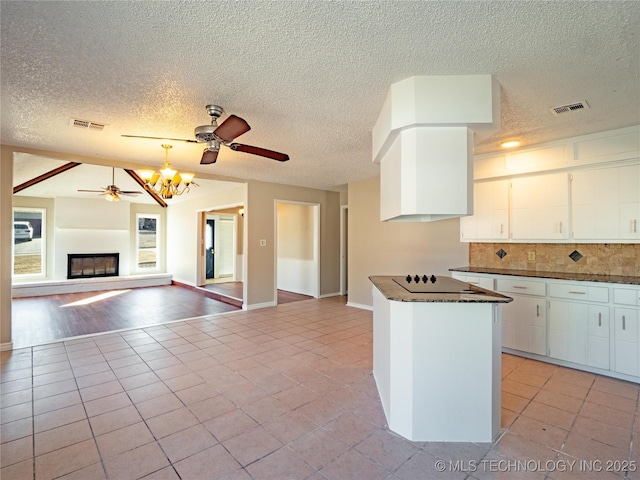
top-left (13, 162), bottom-right (81, 194)
top-left (124, 169), bottom-right (168, 208)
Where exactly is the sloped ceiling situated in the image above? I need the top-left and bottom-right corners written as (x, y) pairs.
top-left (12, 153), bottom-right (243, 205)
top-left (2, 1), bottom-right (639, 194)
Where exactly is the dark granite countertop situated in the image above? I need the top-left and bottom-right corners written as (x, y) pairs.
top-left (449, 267), bottom-right (640, 286)
top-left (370, 276), bottom-right (512, 303)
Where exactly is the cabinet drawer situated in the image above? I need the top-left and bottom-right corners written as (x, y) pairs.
top-left (549, 283), bottom-right (609, 303)
top-left (614, 288), bottom-right (640, 306)
top-left (496, 278), bottom-right (546, 296)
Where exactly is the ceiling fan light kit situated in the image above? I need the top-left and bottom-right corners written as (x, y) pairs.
top-left (123, 104), bottom-right (290, 165)
top-left (138, 144), bottom-right (196, 199)
top-left (78, 167), bottom-right (143, 202)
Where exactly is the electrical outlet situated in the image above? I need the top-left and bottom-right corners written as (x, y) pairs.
top-left (528, 251), bottom-right (536, 261)
top-left (260, 239), bottom-right (267, 247)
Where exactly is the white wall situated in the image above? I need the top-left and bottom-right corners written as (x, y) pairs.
top-left (277, 202), bottom-right (316, 296)
top-left (347, 176), bottom-right (469, 308)
top-left (246, 181), bottom-right (340, 307)
top-left (166, 185), bottom-right (247, 286)
top-left (54, 197), bottom-right (131, 278)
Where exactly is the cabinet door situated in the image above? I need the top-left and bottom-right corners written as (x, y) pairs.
top-left (586, 306), bottom-right (610, 369)
top-left (571, 168), bottom-right (619, 239)
top-left (511, 173), bottom-right (569, 240)
top-left (614, 308), bottom-right (639, 376)
top-left (619, 164), bottom-right (640, 239)
top-left (528, 298), bottom-right (547, 356)
top-left (572, 164), bottom-right (640, 240)
top-left (501, 300), bottom-right (515, 350)
top-left (502, 294), bottom-right (546, 355)
top-left (460, 180), bottom-right (509, 241)
top-left (548, 300), bottom-right (588, 364)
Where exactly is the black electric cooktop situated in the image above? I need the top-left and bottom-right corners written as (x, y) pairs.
top-left (392, 275), bottom-right (475, 294)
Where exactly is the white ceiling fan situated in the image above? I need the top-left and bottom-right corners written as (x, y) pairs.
top-left (77, 167), bottom-right (143, 201)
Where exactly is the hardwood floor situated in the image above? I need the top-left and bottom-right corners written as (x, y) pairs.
top-left (276, 289), bottom-right (313, 304)
top-left (11, 284), bottom-right (315, 349)
top-left (203, 281), bottom-right (313, 304)
top-left (11, 285), bottom-right (240, 349)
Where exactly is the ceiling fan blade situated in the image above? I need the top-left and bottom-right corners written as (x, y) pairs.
top-left (228, 143), bottom-right (290, 161)
top-left (213, 115), bottom-right (251, 142)
top-left (77, 189), bottom-right (107, 193)
top-left (200, 149), bottom-right (219, 164)
top-left (122, 134), bottom-right (198, 143)
top-left (119, 191), bottom-right (144, 195)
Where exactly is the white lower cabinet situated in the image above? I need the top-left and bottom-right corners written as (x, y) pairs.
top-left (548, 300), bottom-right (610, 369)
top-left (495, 278), bottom-right (546, 356)
top-left (614, 307), bottom-right (639, 376)
top-left (587, 307), bottom-right (610, 369)
top-left (502, 295), bottom-right (546, 356)
top-left (451, 271), bottom-right (640, 383)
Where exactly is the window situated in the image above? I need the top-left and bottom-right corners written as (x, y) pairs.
top-left (136, 214), bottom-right (159, 270)
top-left (13, 208), bottom-right (46, 277)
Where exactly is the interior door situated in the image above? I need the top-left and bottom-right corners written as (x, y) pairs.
top-left (205, 219), bottom-right (215, 279)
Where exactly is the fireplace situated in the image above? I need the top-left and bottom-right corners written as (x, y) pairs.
top-left (67, 253), bottom-right (119, 279)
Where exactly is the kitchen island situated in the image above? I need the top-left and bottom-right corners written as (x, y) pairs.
top-left (370, 275), bottom-right (511, 442)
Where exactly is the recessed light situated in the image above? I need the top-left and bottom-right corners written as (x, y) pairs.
top-left (501, 140), bottom-right (520, 148)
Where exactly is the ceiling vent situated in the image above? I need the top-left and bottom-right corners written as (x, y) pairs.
top-left (548, 100), bottom-right (590, 117)
top-left (70, 118), bottom-right (107, 131)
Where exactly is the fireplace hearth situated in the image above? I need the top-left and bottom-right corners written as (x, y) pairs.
top-left (67, 253), bottom-right (119, 279)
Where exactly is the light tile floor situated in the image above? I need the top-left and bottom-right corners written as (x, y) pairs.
top-left (1, 296), bottom-right (639, 480)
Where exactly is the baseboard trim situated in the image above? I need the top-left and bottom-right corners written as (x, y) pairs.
top-left (346, 301), bottom-right (373, 311)
top-left (0, 342), bottom-right (14, 352)
top-left (245, 301), bottom-right (276, 311)
top-left (319, 292), bottom-right (342, 299)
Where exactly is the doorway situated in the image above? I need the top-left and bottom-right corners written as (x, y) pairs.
top-left (205, 215), bottom-right (236, 283)
top-left (275, 201), bottom-right (320, 302)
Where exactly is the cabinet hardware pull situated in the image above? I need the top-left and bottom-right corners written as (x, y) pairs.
top-left (513, 286), bottom-right (527, 289)
top-left (536, 305), bottom-right (540, 317)
top-left (598, 312), bottom-right (601, 327)
top-left (559, 222), bottom-right (563, 234)
top-left (634, 219), bottom-right (638, 233)
top-left (568, 291), bottom-right (586, 295)
top-left (622, 315), bottom-right (626, 330)
top-left (500, 223), bottom-right (504, 234)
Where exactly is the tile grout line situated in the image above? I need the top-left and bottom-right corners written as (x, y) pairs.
top-left (64, 340), bottom-right (110, 480)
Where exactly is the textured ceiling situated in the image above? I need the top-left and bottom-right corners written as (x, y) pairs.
top-left (2, 1), bottom-right (639, 194)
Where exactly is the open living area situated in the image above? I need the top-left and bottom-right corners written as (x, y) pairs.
top-left (2, 1), bottom-right (640, 479)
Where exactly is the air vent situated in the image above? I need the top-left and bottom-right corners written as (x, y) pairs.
top-left (548, 101), bottom-right (590, 117)
top-left (70, 118), bottom-right (107, 131)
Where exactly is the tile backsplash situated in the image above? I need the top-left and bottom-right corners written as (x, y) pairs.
top-left (469, 243), bottom-right (640, 277)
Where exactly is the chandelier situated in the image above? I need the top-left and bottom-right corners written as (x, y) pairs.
top-left (138, 144), bottom-right (196, 199)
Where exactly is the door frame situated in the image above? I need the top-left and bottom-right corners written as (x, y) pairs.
top-left (274, 200), bottom-right (320, 302)
top-left (205, 213), bottom-right (237, 281)
top-left (340, 204), bottom-right (348, 296)
top-left (196, 203), bottom-right (243, 288)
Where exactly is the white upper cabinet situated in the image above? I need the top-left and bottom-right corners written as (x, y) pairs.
top-left (460, 180), bottom-right (509, 241)
top-left (571, 167), bottom-right (619, 239)
top-left (572, 164), bottom-right (640, 240)
top-left (510, 173), bottom-right (570, 240)
top-left (619, 164), bottom-right (640, 240)
top-left (462, 126), bottom-right (639, 243)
